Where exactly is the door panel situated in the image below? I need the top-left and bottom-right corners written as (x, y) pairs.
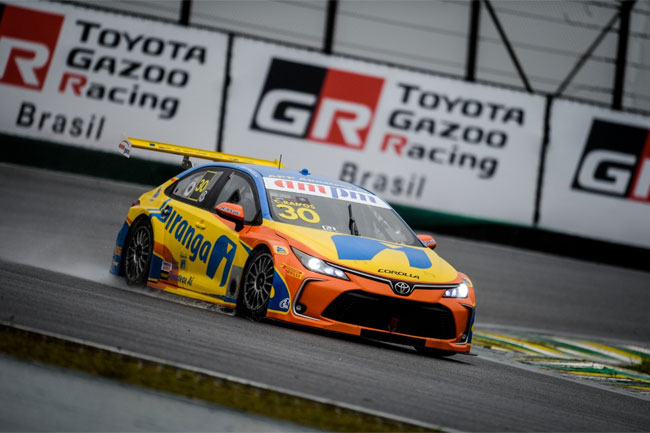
top-left (159, 169), bottom-right (258, 302)
top-left (163, 200), bottom-right (243, 299)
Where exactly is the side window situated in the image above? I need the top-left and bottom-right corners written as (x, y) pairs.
top-left (214, 172), bottom-right (259, 224)
top-left (169, 169), bottom-right (223, 206)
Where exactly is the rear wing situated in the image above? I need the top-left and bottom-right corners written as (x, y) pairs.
top-left (118, 137), bottom-right (284, 168)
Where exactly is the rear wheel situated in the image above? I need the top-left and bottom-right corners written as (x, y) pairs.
top-left (124, 219), bottom-right (153, 286)
top-left (237, 249), bottom-right (274, 321)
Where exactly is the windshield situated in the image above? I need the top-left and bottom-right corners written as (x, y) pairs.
top-left (266, 181), bottom-right (420, 247)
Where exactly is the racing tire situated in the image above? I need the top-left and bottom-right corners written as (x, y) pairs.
top-left (124, 218), bottom-right (153, 286)
top-left (415, 347), bottom-right (457, 358)
top-left (237, 249), bottom-right (274, 321)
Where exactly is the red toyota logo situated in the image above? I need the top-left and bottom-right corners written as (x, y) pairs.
top-left (0, 4), bottom-right (64, 90)
top-left (252, 58), bottom-right (384, 151)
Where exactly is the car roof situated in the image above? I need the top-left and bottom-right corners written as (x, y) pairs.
top-left (190, 162), bottom-right (377, 195)
top-left (178, 162), bottom-right (423, 244)
top-left (251, 164), bottom-right (374, 192)
top-left (178, 162), bottom-right (390, 221)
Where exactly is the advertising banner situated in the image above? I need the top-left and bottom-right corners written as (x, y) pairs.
top-left (540, 100), bottom-right (650, 248)
top-left (224, 38), bottom-right (546, 225)
top-left (0, 1), bottom-right (227, 163)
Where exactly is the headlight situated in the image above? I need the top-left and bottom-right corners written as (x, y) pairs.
top-left (292, 248), bottom-right (349, 280)
top-left (443, 282), bottom-right (469, 298)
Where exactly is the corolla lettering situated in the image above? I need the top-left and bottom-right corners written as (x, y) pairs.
top-left (378, 269), bottom-right (420, 279)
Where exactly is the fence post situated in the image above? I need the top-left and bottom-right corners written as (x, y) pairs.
top-left (179, 0), bottom-right (192, 26)
top-left (323, 0), bottom-right (339, 54)
top-left (465, 0), bottom-right (481, 82)
top-left (612, 0), bottom-right (634, 110)
top-left (533, 94), bottom-right (554, 226)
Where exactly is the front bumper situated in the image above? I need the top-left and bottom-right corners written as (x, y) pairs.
top-left (267, 267), bottom-right (475, 353)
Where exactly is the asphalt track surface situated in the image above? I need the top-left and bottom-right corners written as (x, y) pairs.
top-left (1, 163), bottom-right (649, 431)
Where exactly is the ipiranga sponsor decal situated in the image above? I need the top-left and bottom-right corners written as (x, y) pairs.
top-left (0, 0), bottom-right (226, 162)
top-left (540, 100), bottom-right (650, 248)
top-left (263, 177), bottom-right (390, 208)
top-left (224, 38), bottom-right (545, 224)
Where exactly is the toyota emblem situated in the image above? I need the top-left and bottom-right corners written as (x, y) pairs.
top-left (393, 281), bottom-right (413, 296)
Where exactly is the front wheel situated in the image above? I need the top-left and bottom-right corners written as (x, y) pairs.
top-left (237, 249), bottom-right (274, 321)
top-left (124, 219), bottom-right (153, 286)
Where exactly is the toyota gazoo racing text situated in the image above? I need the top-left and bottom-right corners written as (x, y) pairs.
top-left (110, 138), bottom-right (476, 356)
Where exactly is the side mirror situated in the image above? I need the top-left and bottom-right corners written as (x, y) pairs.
top-left (216, 202), bottom-right (245, 231)
top-left (417, 234), bottom-right (437, 250)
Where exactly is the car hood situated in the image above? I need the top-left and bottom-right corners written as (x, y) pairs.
top-left (268, 222), bottom-right (458, 283)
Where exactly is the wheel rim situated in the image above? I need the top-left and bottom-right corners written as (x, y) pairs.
top-left (244, 253), bottom-right (273, 311)
top-left (126, 225), bottom-right (151, 281)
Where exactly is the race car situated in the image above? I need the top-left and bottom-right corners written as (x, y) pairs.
top-left (110, 138), bottom-right (475, 356)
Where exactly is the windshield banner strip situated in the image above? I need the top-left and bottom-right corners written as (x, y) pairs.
top-left (264, 177), bottom-right (390, 208)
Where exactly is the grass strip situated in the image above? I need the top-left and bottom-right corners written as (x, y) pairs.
top-left (0, 324), bottom-right (437, 432)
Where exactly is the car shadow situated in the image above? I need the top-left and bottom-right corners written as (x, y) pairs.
top-left (260, 317), bottom-right (476, 365)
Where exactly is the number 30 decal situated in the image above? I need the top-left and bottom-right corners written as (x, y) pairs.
top-left (195, 179), bottom-right (210, 193)
top-left (276, 204), bottom-right (321, 223)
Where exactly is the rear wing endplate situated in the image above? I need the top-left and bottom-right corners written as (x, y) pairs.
top-left (118, 137), bottom-right (284, 168)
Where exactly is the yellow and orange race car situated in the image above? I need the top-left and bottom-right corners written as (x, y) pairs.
top-left (110, 138), bottom-right (475, 356)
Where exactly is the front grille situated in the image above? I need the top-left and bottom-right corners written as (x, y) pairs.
top-left (322, 290), bottom-right (456, 339)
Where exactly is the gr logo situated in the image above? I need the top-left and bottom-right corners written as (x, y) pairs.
top-left (0, 3), bottom-right (64, 90)
top-left (251, 58), bottom-right (384, 150)
top-left (573, 119), bottom-right (650, 203)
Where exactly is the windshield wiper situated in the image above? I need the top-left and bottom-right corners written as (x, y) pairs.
top-left (348, 204), bottom-right (359, 236)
